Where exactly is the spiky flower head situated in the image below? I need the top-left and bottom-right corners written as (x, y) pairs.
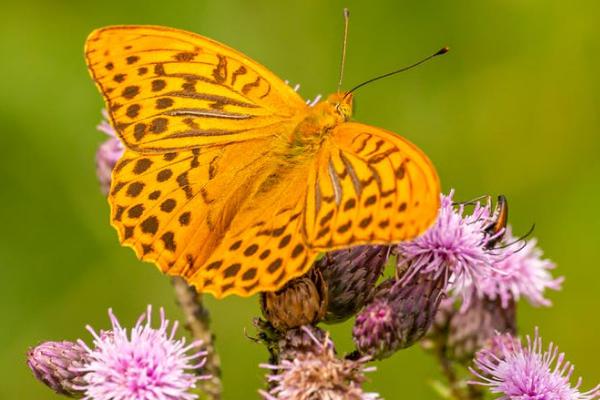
top-left (396, 191), bottom-right (496, 309)
top-left (77, 306), bottom-right (208, 400)
top-left (316, 245), bottom-right (389, 323)
top-left (353, 273), bottom-right (446, 360)
top-left (261, 327), bottom-right (380, 400)
top-left (470, 329), bottom-right (600, 400)
top-left (397, 191), bottom-right (562, 312)
top-left (476, 227), bottom-right (563, 308)
top-left (27, 340), bottom-right (89, 397)
top-left (95, 110), bottom-right (124, 195)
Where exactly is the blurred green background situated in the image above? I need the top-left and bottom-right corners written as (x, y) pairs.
top-left (1, 0), bottom-right (598, 398)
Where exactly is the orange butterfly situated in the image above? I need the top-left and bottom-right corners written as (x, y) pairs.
top-left (85, 25), bottom-right (441, 298)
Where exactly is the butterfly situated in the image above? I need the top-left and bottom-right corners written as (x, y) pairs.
top-left (85, 25), bottom-right (441, 298)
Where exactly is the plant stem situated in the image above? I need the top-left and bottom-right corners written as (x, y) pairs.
top-left (172, 277), bottom-right (222, 400)
top-left (435, 344), bottom-right (476, 400)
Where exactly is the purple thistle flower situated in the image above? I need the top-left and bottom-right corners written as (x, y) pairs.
top-left (397, 191), bottom-right (562, 313)
top-left (261, 327), bottom-right (380, 400)
top-left (76, 306), bottom-right (208, 400)
top-left (396, 191), bottom-right (497, 309)
top-left (95, 110), bottom-right (124, 195)
top-left (27, 340), bottom-right (89, 397)
top-left (477, 227), bottom-right (564, 308)
top-left (470, 329), bottom-right (600, 400)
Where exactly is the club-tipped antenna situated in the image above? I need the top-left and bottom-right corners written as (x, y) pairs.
top-left (337, 8), bottom-right (351, 92)
top-left (344, 46), bottom-right (449, 98)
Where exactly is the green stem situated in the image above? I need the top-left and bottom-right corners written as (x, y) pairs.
top-left (435, 344), bottom-right (474, 400)
top-left (172, 277), bottom-right (222, 400)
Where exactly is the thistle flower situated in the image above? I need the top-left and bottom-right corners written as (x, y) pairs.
top-left (470, 329), bottom-right (600, 400)
top-left (477, 227), bottom-right (563, 308)
top-left (316, 245), bottom-right (389, 323)
top-left (396, 191), bottom-right (496, 309)
top-left (261, 327), bottom-right (380, 400)
top-left (95, 110), bottom-right (124, 195)
top-left (27, 340), bottom-right (89, 397)
top-left (397, 191), bottom-right (562, 314)
top-left (353, 273), bottom-right (446, 359)
top-left (77, 306), bottom-right (208, 400)
top-left (261, 267), bottom-right (328, 332)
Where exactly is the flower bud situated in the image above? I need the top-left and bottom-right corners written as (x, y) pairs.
top-left (446, 297), bottom-right (517, 363)
top-left (353, 292), bottom-right (401, 360)
top-left (278, 325), bottom-right (333, 361)
top-left (479, 332), bottom-right (520, 363)
top-left (353, 273), bottom-right (446, 359)
top-left (261, 268), bottom-right (328, 332)
top-left (316, 246), bottom-right (389, 323)
top-left (27, 340), bottom-right (88, 397)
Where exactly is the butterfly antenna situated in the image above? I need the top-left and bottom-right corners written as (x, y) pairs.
top-left (344, 46), bottom-right (449, 98)
top-left (453, 194), bottom-right (492, 207)
top-left (337, 8), bottom-right (351, 92)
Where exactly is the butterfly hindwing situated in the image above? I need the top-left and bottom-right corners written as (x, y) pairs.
top-left (85, 25), bottom-right (306, 151)
top-left (111, 139), bottom-right (267, 279)
top-left (304, 122), bottom-right (440, 249)
top-left (188, 175), bottom-right (318, 298)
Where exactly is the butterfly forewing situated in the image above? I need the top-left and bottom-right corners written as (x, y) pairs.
top-left (304, 122), bottom-right (440, 249)
top-left (85, 26), bottom-right (306, 151)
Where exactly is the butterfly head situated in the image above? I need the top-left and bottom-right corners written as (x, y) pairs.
top-left (326, 92), bottom-right (353, 122)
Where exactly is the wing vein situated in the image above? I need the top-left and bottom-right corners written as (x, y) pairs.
top-left (327, 159), bottom-right (343, 206)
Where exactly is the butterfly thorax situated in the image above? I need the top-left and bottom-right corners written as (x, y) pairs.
top-left (285, 93), bottom-right (354, 161)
